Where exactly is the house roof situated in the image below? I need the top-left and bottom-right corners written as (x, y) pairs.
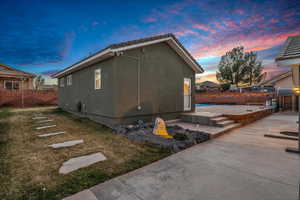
top-left (197, 81), bottom-right (219, 87)
top-left (276, 34), bottom-right (300, 62)
top-left (0, 63), bottom-right (36, 78)
top-left (259, 70), bottom-right (291, 86)
top-left (52, 33), bottom-right (204, 78)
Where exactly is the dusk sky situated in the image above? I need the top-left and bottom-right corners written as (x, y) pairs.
top-left (0, 0), bottom-right (299, 83)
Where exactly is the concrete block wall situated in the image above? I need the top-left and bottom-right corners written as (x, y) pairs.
top-left (0, 89), bottom-right (57, 107)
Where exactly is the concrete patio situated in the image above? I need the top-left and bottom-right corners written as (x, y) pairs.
top-left (64, 112), bottom-right (300, 200)
top-left (195, 105), bottom-right (268, 115)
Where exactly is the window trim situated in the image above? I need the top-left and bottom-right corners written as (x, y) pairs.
top-left (4, 80), bottom-right (19, 90)
top-left (95, 69), bottom-right (102, 90)
top-left (60, 77), bottom-right (65, 87)
top-left (67, 75), bottom-right (72, 86)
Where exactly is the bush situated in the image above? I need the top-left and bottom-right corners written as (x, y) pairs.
top-left (220, 83), bottom-right (231, 91)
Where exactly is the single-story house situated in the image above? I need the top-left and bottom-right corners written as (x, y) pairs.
top-left (195, 81), bottom-right (220, 92)
top-left (52, 33), bottom-right (204, 126)
top-left (259, 70), bottom-right (297, 111)
top-left (275, 34), bottom-right (300, 153)
top-left (0, 64), bottom-right (36, 90)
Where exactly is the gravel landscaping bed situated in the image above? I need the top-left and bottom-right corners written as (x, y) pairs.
top-left (113, 121), bottom-right (210, 152)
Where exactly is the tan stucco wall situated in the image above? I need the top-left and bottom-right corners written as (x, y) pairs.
top-left (274, 76), bottom-right (294, 88)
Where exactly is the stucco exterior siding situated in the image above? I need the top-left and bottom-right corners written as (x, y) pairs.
top-left (58, 57), bottom-right (116, 118)
top-left (58, 41), bottom-right (196, 125)
top-left (274, 76), bottom-right (294, 88)
top-left (114, 42), bottom-right (195, 120)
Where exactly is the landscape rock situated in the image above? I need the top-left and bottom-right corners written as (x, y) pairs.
top-left (35, 125), bottom-right (56, 130)
top-left (112, 123), bottom-right (210, 153)
top-left (36, 119), bottom-right (54, 123)
top-left (37, 131), bottom-right (65, 137)
top-left (59, 152), bottom-right (107, 174)
top-left (32, 116), bottom-right (48, 120)
top-left (49, 139), bottom-right (83, 148)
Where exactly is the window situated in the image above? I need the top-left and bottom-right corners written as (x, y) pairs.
top-left (67, 75), bottom-right (72, 86)
top-left (60, 77), bottom-right (65, 87)
top-left (13, 81), bottom-right (19, 90)
top-left (4, 81), bottom-right (19, 90)
top-left (95, 69), bottom-right (102, 89)
top-left (4, 81), bottom-right (13, 89)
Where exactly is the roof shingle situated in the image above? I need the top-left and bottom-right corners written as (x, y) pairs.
top-left (276, 34), bottom-right (300, 61)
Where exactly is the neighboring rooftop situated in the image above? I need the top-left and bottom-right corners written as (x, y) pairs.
top-left (276, 34), bottom-right (300, 61)
top-left (259, 70), bottom-right (291, 86)
top-left (197, 81), bottom-right (220, 88)
top-left (52, 33), bottom-right (203, 78)
top-left (0, 63), bottom-right (36, 78)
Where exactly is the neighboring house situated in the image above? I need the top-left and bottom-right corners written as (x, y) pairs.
top-left (0, 64), bottom-right (36, 90)
top-left (52, 33), bottom-right (204, 126)
top-left (259, 70), bottom-right (297, 111)
top-left (275, 34), bottom-right (300, 153)
top-left (195, 81), bottom-right (220, 92)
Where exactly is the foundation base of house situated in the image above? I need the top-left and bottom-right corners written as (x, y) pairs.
top-left (285, 147), bottom-right (300, 154)
top-left (61, 108), bottom-right (187, 128)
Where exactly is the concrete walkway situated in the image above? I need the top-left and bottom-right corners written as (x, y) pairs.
top-left (64, 112), bottom-right (300, 200)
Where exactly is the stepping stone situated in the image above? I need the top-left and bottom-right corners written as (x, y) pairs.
top-left (35, 125), bottom-right (56, 130)
top-left (35, 119), bottom-right (53, 124)
top-left (59, 152), bottom-right (107, 174)
top-left (32, 116), bottom-right (48, 120)
top-left (37, 131), bottom-right (65, 137)
top-left (49, 139), bottom-right (83, 149)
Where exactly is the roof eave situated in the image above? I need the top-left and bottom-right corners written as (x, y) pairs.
top-left (52, 50), bottom-right (114, 78)
top-left (52, 35), bottom-right (203, 78)
top-left (276, 57), bottom-right (300, 66)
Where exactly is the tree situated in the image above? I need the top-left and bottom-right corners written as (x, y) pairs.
top-left (244, 51), bottom-right (263, 86)
top-left (34, 75), bottom-right (45, 90)
top-left (216, 46), bottom-right (263, 87)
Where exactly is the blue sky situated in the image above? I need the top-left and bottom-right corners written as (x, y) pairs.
top-left (0, 0), bottom-right (299, 83)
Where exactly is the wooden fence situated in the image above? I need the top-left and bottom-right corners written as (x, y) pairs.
top-left (196, 92), bottom-right (274, 105)
top-left (0, 89), bottom-right (57, 107)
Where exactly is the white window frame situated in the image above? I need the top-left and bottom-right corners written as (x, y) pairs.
top-left (67, 75), bottom-right (72, 86)
top-left (95, 69), bottom-right (102, 90)
top-left (4, 80), bottom-right (19, 90)
top-left (60, 77), bottom-right (65, 87)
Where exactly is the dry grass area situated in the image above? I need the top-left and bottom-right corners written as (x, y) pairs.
top-left (0, 107), bottom-right (169, 200)
top-left (10, 106), bottom-right (57, 113)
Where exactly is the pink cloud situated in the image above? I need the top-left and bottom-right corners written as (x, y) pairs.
top-left (214, 22), bottom-right (226, 30)
top-left (269, 18), bottom-right (278, 24)
top-left (283, 9), bottom-right (298, 18)
top-left (234, 9), bottom-right (245, 15)
top-left (174, 29), bottom-right (198, 37)
top-left (193, 24), bottom-right (217, 33)
top-left (240, 14), bottom-right (265, 27)
top-left (192, 29), bottom-right (300, 58)
top-left (143, 17), bottom-right (157, 23)
top-left (258, 24), bottom-right (267, 29)
top-left (223, 20), bottom-right (239, 30)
